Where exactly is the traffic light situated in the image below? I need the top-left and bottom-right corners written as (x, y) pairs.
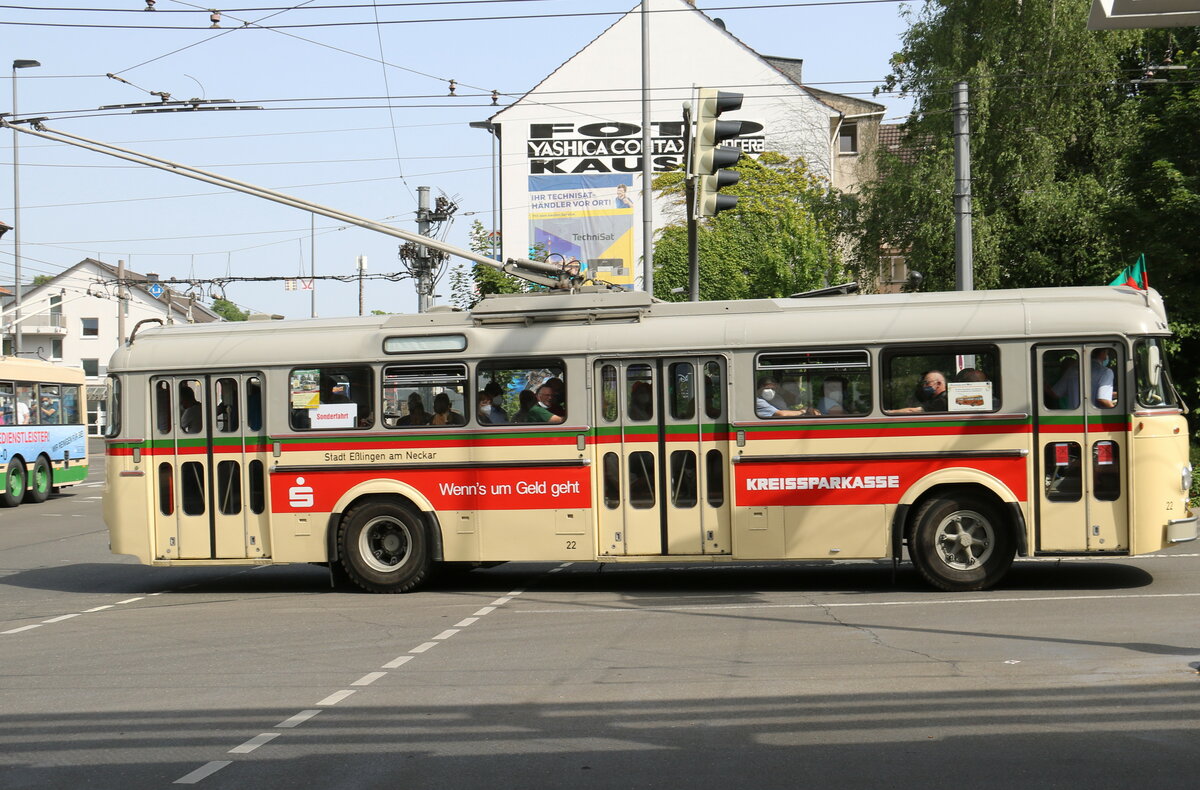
top-left (694, 89), bottom-right (751, 217)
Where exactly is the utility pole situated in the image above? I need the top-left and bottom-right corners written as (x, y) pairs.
top-left (640, 1), bottom-right (654, 297)
top-left (357, 255), bottom-right (367, 316)
top-left (117, 259), bottom-right (126, 345)
top-left (400, 186), bottom-right (457, 313)
top-left (953, 81), bottom-right (974, 291)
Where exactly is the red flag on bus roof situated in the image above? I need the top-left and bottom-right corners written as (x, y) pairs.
top-left (1109, 254), bottom-right (1148, 290)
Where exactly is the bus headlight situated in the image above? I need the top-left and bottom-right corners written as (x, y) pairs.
top-left (1183, 464), bottom-right (1193, 493)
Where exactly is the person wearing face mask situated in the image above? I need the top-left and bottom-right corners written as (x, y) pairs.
top-left (816, 376), bottom-right (849, 415)
top-left (896, 370), bottom-right (946, 413)
top-left (755, 377), bottom-right (812, 418)
top-left (1090, 347), bottom-right (1116, 408)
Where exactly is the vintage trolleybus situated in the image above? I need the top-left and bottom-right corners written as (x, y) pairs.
top-left (102, 285), bottom-right (1196, 592)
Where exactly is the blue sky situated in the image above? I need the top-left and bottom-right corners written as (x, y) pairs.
top-left (1, 1), bottom-right (916, 318)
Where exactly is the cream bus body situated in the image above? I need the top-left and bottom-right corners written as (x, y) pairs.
top-left (102, 286), bottom-right (1196, 592)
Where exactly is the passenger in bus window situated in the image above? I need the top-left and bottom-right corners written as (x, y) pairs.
top-left (531, 385), bottom-right (566, 423)
top-left (511, 390), bottom-right (538, 423)
top-left (896, 371), bottom-right (947, 413)
top-left (628, 380), bottom-right (653, 420)
top-left (816, 376), bottom-right (849, 415)
top-left (956, 368), bottom-right (987, 383)
top-left (40, 397), bottom-right (59, 424)
top-left (320, 375), bottom-right (350, 404)
top-left (430, 392), bottom-right (465, 426)
top-left (543, 376), bottom-right (567, 417)
top-left (180, 388), bottom-right (202, 433)
top-left (476, 390), bottom-right (508, 424)
top-left (398, 393), bottom-right (430, 426)
top-left (16, 396), bottom-right (31, 425)
top-left (755, 377), bottom-right (812, 418)
top-left (1091, 348), bottom-right (1117, 408)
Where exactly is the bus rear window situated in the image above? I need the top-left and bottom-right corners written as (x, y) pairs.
top-left (289, 367), bottom-right (373, 430)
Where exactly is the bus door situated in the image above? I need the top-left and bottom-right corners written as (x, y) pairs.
top-left (1034, 344), bottom-right (1128, 552)
top-left (595, 357), bottom-right (731, 557)
top-left (209, 374), bottom-right (271, 560)
top-left (150, 373), bottom-right (270, 560)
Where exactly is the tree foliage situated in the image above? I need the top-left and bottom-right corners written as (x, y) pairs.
top-left (210, 297), bottom-right (249, 321)
top-left (448, 220), bottom-right (529, 311)
top-left (652, 151), bottom-right (846, 301)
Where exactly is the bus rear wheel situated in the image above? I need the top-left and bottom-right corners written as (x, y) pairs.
top-left (338, 500), bottom-right (431, 593)
top-left (2, 459), bottom-right (26, 508)
top-left (910, 493), bottom-right (1014, 592)
top-left (25, 457), bottom-right (52, 504)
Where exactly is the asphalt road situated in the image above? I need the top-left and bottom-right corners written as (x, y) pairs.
top-left (2, 454), bottom-right (1199, 789)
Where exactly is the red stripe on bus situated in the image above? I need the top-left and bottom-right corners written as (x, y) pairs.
top-left (735, 457), bottom-right (1028, 507)
top-left (269, 466), bottom-right (591, 512)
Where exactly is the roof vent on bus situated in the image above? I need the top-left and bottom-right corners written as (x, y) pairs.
top-left (789, 282), bottom-right (859, 299)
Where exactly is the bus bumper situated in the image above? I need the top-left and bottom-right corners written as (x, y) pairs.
top-left (1167, 512), bottom-right (1198, 544)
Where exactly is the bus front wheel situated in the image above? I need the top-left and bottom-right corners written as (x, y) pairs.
top-left (26, 457), bottom-right (52, 504)
top-left (2, 459), bottom-right (27, 508)
top-left (338, 500), bottom-right (431, 593)
top-left (910, 494), bottom-right (1014, 592)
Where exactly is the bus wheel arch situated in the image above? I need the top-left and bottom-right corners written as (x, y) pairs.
top-left (26, 455), bottom-right (53, 504)
top-left (336, 496), bottom-right (435, 593)
top-left (901, 483), bottom-right (1017, 592)
top-left (2, 457), bottom-right (27, 508)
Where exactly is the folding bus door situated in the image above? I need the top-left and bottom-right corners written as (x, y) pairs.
top-left (595, 357), bottom-right (731, 557)
top-left (1034, 344), bottom-right (1129, 552)
top-left (150, 376), bottom-right (211, 560)
top-left (209, 374), bottom-right (271, 559)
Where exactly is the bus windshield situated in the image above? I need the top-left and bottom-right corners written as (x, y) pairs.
top-left (1134, 338), bottom-right (1181, 409)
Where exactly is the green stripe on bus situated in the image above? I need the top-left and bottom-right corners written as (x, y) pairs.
top-left (53, 466), bottom-right (89, 485)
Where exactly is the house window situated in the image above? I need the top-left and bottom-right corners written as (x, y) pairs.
top-left (838, 122), bottom-right (858, 154)
top-left (81, 317), bottom-right (99, 337)
top-left (82, 358), bottom-right (99, 377)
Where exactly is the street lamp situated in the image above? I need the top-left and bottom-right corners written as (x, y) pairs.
top-left (11, 58), bottom-right (40, 356)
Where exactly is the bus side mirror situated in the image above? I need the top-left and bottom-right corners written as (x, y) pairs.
top-left (1148, 345), bottom-right (1162, 388)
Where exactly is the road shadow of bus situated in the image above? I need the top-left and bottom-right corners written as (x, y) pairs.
top-left (0, 557), bottom-right (1154, 597)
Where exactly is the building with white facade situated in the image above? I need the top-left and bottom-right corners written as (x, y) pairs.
top-left (482, 0), bottom-right (884, 287)
top-left (2, 258), bottom-right (219, 433)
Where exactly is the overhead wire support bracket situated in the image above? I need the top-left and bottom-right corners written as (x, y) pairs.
top-left (0, 118), bottom-right (600, 292)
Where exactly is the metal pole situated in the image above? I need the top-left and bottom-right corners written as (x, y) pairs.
top-left (357, 255), bottom-right (366, 316)
top-left (953, 81), bottom-right (974, 291)
top-left (10, 60), bottom-right (39, 353)
top-left (417, 186), bottom-right (432, 314)
top-left (117, 258), bottom-right (126, 345)
top-left (640, 1), bottom-right (654, 297)
top-left (682, 102), bottom-right (699, 302)
top-left (310, 212), bottom-right (317, 317)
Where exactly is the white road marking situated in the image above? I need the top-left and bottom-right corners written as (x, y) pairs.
top-left (473, 606), bottom-right (496, 616)
top-left (316, 690), bottom-right (356, 706)
top-left (490, 597), bottom-right (512, 605)
top-left (382, 655), bottom-right (414, 669)
top-left (1, 624), bottom-right (42, 634)
top-left (433, 629), bottom-right (459, 640)
top-left (410, 641), bottom-right (439, 653)
top-left (454, 617), bottom-right (479, 627)
top-left (115, 597), bottom-right (144, 605)
top-left (229, 733), bottom-right (279, 754)
top-left (42, 613), bottom-right (81, 623)
top-left (352, 671), bottom-right (387, 687)
top-left (83, 605), bottom-right (113, 612)
top-left (276, 710), bottom-right (321, 729)
top-left (174, 761), bottom-right (231, 784)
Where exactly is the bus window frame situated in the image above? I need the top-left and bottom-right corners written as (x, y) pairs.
top-left (475, 358), bottom-right (568, 428)
top-left (753, 348), bottom-right (872, 419)
top-left (381, 363), bottom-right (469, 429)
top-left (880, 344), bottom-right (1002, 415)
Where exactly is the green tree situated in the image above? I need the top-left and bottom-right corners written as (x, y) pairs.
top-left (211, 297), bottom-right (249, 321)
top-left (652, 151), bottom-right (845, 301)
top-left (448, 220), bottom-right (529, 310)
top-left (853, 0), bottom-right (1141, 291)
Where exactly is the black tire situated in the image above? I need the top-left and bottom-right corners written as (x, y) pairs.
top-left (338, 500), bottom-right (431, 593)
top-left (909, 493), bottom-right (1014, 592)
top-left (25, 457), bottom-right (52, 504)
top-left (2, 458), bottom-right (27, 508)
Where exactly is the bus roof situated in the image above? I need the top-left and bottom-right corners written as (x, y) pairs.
top-left (0, 356), bottom-right (87, 385)
top-left (107, 286), bottom-right (1172, 373)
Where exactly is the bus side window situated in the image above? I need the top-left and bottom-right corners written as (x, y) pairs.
top-left (247, 377), bottom-right (263, 432)
top-left (15, 384), bottom-right (34, 425)
top-left (1044, 350), bottom-right (1080, 410)
top-left (883, 347), bottom-right (999, 414)
top-left (179, 380), bottom-right (203, 434)
top-left (627, 364), bottom-right (654, 422)
top-left (477, 360), bottom-right (566, 426)
top-left (215, 378), bottom-right (238, 434)
top-left (155, 380), bottom-right (172, 434)
top-left (290, 366), bottom-right (373, 431)
top-left (62, 385), bottom-right (81, 425)
top-left (0, 383), bottom-right (12, 426)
